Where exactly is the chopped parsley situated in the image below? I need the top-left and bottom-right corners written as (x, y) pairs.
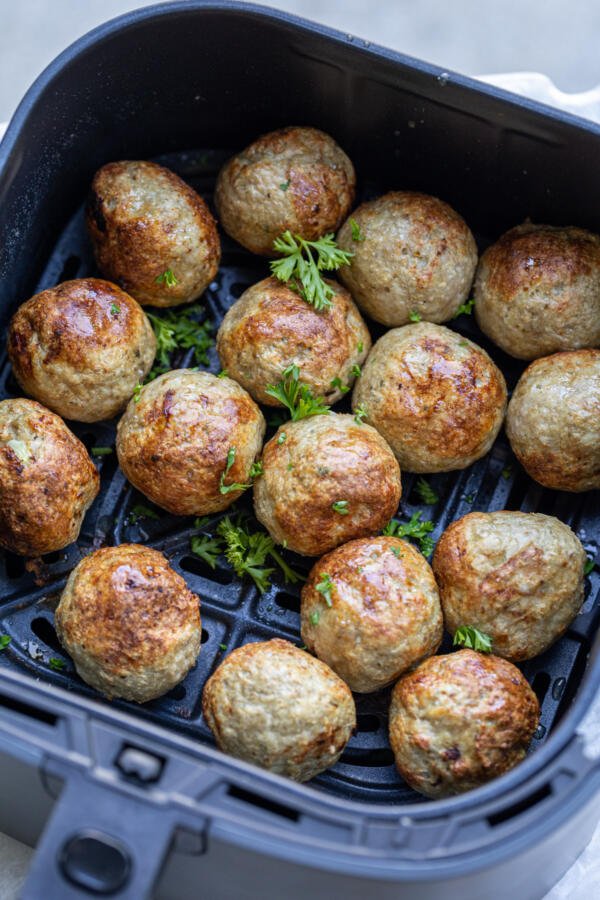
top-left (277, 432), bottom-right (287, 445)
top-left (219, 643), bottom-right (228, 651)
top-left (453, 297), bottom-right (475, 317)
top-left (250, 460), bottom-right (264, 478)
top-left (110, 303), bottom-right (121, 316)
top-left (415, 477), bottom-right (438, 506)
top-left (357, 341), bottom-right (364, 353)
top-left (351, 364), bottom-right (362, 378)
top-left (409, 310), bottom-right (422, 323)
top-left (155, 268), bottom-right (178, 288)
top-left (127, 504), bottom-right (160, 525)
top-left (49, 657), bottom-right (66, 671)
top-left (279, 179), bottom-right (290, 191)
top-left (453, 625), bottom-right (492, 653)
top-left (330, 376), bottom-right (350, 394)
top-left (216, 516), bottom-right (303, 594)
top-left (147, 304), bottom-right (214, 379)
top-left (353, 404), bottom-right (367, 425)
top-left (265, 365), bottom-right (330, 421)
top-left (383, 511), bottom-right (435, 556)
top-left (584, 557), bottom-right (595, 576)
top-left (332, 500), bottom-right (349, 515)
top-left (217, 369), bottom-right (229, 379)
top-left (501, 465), bottom-right (513, 480)
top-left (190, 533), bottom-right (222, 569)
top-left (310, 610), bottom-right (320, 625)
top-left (316, 573), bottom-right (334, 607)
top-left (0, 635), bottom-right (11, 651)
top-left (132, 383), bottom-right (142, 403)
top-left (350, 218), bottom-right (365, 242)
top-left (219, 447), bottom-right (252, 495)
top-left (91, 447), bottom-right (113, 457)
top-left (270, 231), bottom-right (353, 311)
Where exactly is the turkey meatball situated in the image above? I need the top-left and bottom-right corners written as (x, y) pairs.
top-left (87, 160), bottom-right (220, 307)
top-left (0, 399), bottom-right (99, 556)
top-left (55, 544), bottom-right (201, 703)
top-left (8, 279), bottom-right (156, 422)
top-left (337, 192), bottom-right (478, 326)
top-left (202, 638), bottom-right (355, 781)
top-left (433, 511), bottom-right (586, 661)
top-left (253, 413), bottom-right (401, 556)
top-left (215, 126), bottom-right (355, 256)
top-left (301, 537), bottom-right (443, 692)
top-left (216, 276), bottom-right (371, 406)
top-left (389, 650), bottom-right (539, 798)
top-left (116, 370), bottom-right (265, 516)
top-left (506, 349), bottom-right (600, 492)
top-left (474, 223), bottom-right (600, 360)
top-left (353, 323), bottom-right (507, 473)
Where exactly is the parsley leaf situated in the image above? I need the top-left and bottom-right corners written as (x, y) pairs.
top-left (453, 297), bottom-right (475, 317)
top-left (250, 460), bottom-right (264, 478)
top-left (453, 625), bottom-right (492, 653)
top-left (351, 364), bottom-right (362, 378)
top-left (409, 310), bottom-right (422, 323)
top-left (49, 657), bottom-right (66, 671)
top-left (277, 432), bottom-right (287, 445)
top-left (217, 369), bottom-right (229, 379)
top-left (265, 365), bottom-right (330, 421)
top-left (310, 610), bottom-right (320, 625)
top-left (216, 516), bottom-right (303, 594)
top-left (270, 231), bottom-right (353, 311)
top-left (585, 557), bottom-right (595, 576)
top-left (0, 635), bottom-right (11, 650)
top-left (91, 446), bottom-right (113, 457)
top-left (110, 303), bottom-right (121, 316)
top-left (219, 447), bottom-right (252, 495)
top-left (155, 268), bottom-right (178, 288)
top-left (132, 383), bottom-right (142, 403)
top-left (353, 404), bottom-right (367, 425)
top-left (279, 180), bottom-right (290, 191)
top-left (332, 500), bottom-right (349, 515)
top-left (383, 511), bottom-right (435, 556)
top-left (357, 341), bottom-right (364, 353)
top-left (350, 218), bottom-right (365, 242)
top-left (501, 465), bottom-right (513, 480)
top-left (316, 573), bottom-right (334, 607)
top-left (415, 477), bottom-right (439, 506)
top-left (330, 376), bottom-right (350, 395)
top-left (127, 504), bottom-right (160, 525)
top-left (147, 305), bottom-right (214, 379)
top-left (219, 643), bottom-right (228, 651)
top-left (191, 533), bottom-right (222, 569)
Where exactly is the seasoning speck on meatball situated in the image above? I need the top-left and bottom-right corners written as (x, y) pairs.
top-left (474, 223), bottom-right (600, 360)
top-left (0, 398), bottom-right (99, 556)
top-left (506, 349), bottom-right (600, 492)
top-left (117, 369), bottom-right (265, 516)
top-left (301, 536), bottom-right (443, 692)
top-left (215, 126), bottom-right (356, 256)
top-left (337, 192), bottom-right (478, 326)
top-left (202, 638), bottom-right (356, 781)
top-left (254, 413), bottom-right (401, 556)
top-left (433, 511), bottom-right (586, 661)
top-left (217, 276), bottom-right (371, 406)
top-left (353, 322), bottom-right (507, 473)
top-left (8, 278), bottom-right (156, 422)
top-left (87, 160), bottom-right (220, 307)
top-left (389, 650), bottom-right (539, 798)
top-left (55, 544), bottom-right (201, 703)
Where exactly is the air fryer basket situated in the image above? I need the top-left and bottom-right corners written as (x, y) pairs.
top-left (0, 4), bottom-right (599, 899)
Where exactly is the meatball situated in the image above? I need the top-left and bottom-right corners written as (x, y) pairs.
top-left (116, 370), bottom-right (265, 516)
top-left (55, 545), bottom-right (201, 702)
top-left (87, 160), bottom-right (220, 307)
top-left (216, 276), bottom-right (371, 406)
top-left (474, 223), bottom-right (600, 360)
top-left (7, 279), bottom-right (156, 422)
top-left (0, 399), bottom-right (99, 556)
top-left (202, 639), bottom-right (355, 781)
top-left (301, 537), bottom-right (443, 692)
top-left (215, 126), bottom-right (355, 256)
top-left (389, 650), bottom-right (539, 798)
top-left (336, 192), bottom-right (478, 326)
top-left (253, 413), bottom-right (401, 556)
top-left (506, 349), bottom-right (600, 492)
top-left (353, 323), bottom-right (507, 473)
top-left (433, 512), bottom-right (586, 661)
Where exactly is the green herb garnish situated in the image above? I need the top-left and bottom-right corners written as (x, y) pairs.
top-left (310, 610), bottom-right (320, 625)
top-left (250, 460), bottom-right (264, 479)
top-left (127, 504), bottom-right (160, 525)
top-left (584, 557), bottom-right (595, 576)
top-left (217, 369), bottom-right (229, 379)
top-left (383, 511), bottom-right (435, 556)
top-left (409, 310), bottom-right (422, 323)
top-left (91, 447), bottom-right (113, 457)
top-left (147, 304), bottom-right (214, 379)
top-left (270, 231), bottom-right (353, 311)
top-left (277, 432), bottom-right (287, 445)
top-left (357, 341), bottom-right (364, 353)
top-left (0, 635), bottom-right (11, 651)
top-left (353, 404), bottom-right (367, 425)
top-left (279, 180), bottom-right (290, 191)
top-left (219, 447), bottom-right (252, 495)
top-left (453, 626), bottom-right (492, 653)
top-left (332, 500), bottom-right (349, 515)
top-left (351, 364), bottom-right (361, 378)
top-left (350, 218), bottom-right (365, 242)
top-left (216, 516), bottom-right (303, 594)
top-left (330, 376), bottom-right (350, 394)
top-left (219, 643), bottom-right (228, 651)
top-left (453, 297), bottom-right (475, 317)
top-left (49, 657), bottom-right (66, 671)
top-left (190, 534), bottom-right (223, 569)
top-left (110, 303), bottom-right (120, 316)
top-left (415, 477), bottom-right (438, 506)
top-left (501, 465), bottom-right (513, 480)
top-left (316, 573), bottom-right (334, 607)
top-left (265, 365), bottom-right (330, 421)
top-left (132, 383), bottom-right (142, 403)
top-left (155, 268), bottom-right (178, 288)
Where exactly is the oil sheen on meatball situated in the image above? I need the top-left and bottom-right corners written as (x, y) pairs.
top-left (8, 278), bottom-right (156, 422)
top-left (0, 398), bottom-right (99, 556)
top-left (389, 650), bottom-right (539, 798)
top-left (506, 349), bottom-right (600, 492)
top-left (301, 536), bottom-right (443, 692)
top-left (216, 276), bottom-right (371, 406)
top-left (474, 223), bottom-right (600, 360)
top-left (215, 126), bottom-right (355, 256)
top-left (253, 413), bottom-right (401, 556)
top-left (55, 544), bottom-right (201, 703)
top-left (433, 511), bottom-right (586, 661)
top-left (353, 322), bottom-right (507, 473)
top-left (117, 370), bottom-right (265, 516)
top-left (337, 192), bottom-right (478, 326)
top-left (87, 160), bottom-right (220, 307)
top-left (202, 638), bottom-right (356, 781)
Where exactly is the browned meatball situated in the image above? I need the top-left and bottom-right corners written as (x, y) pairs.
top-left (506, 349), bottom-right (600, 492)
top-left (0, 399), bottom-right (99, 556)
top-left (301, 537), bottom-right (443, 692)
top-left (87, 160), bottom-right (220, 307)
top-left (8, 279), bottom-right (156, 422)
top-left (215, 126), bottom-right (355, 256)
top-left (337, 192), bottom-right (478, 326)
top-left (433, 512), bottom-right (586, 661)
top-left (216, 276), bottom-right (371, 406)
top-left (116, 370), bottom-right (265, 516)
top-left (353, 323), bottom-right (507, 472)
top-left (475, 223), bottom-right (600, 360)
top-left (389, 650), bottom-right (539, 798)
top-left (55, 545), bottom-right (201, 702)
top-left (202, 639), bottom-right (356, 781)
top-left (253, 413), bottom-right (401, 556)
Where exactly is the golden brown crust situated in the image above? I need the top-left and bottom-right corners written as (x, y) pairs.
top-left (253, 413), bottom-right (401, 556)
top-left (7, 278), bottom-right (156, 422)
top-left (116, 370), bottom-right (265, 515)
top-left (215, 126), bottom-right (355, 256)
top-left (300, 536), bottom-right (443, 692)
top-left (0, 398), bottom-right (99, 556)
top-left (505, 349), bottom-right (600, 492)
top-left (202, 638), bottom-right (356, 781)
top-left (55, 544), bottom-right (201, 702)
top-left (475, 224), bottom-right (600, 359)
top-left (337, 191), bottom-right (478, 326)
top-left (87, 161), bottom-right (220, 307)
top-left (353, 323), bottom-right (507, 473)
top-left (216, 276), bottom-right (371, 405)
top-left (389, 650), bottom-right (539, 798)
top-left (433, 511), bottom-right (586, 661)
